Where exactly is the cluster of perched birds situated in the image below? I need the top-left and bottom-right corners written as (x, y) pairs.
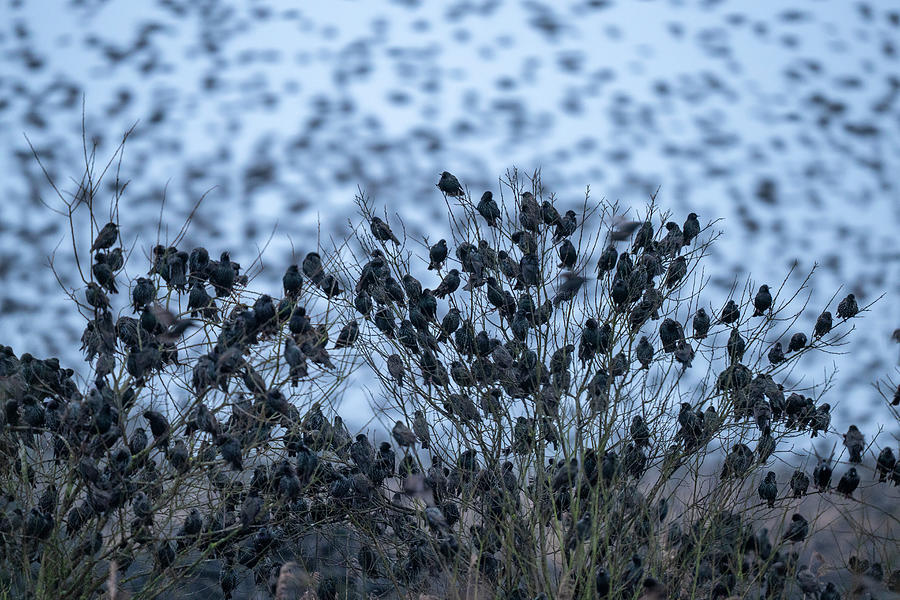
top-left (0, 174), bottom-right (898, 599)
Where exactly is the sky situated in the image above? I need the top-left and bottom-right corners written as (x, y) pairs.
top-left (0, 0), bottom-right (898, 433)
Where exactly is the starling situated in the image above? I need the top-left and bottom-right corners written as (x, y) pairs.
top-left (334, 320), bottom-right (359, 349)
top-left (630, 415), bottom-right (650, 447)
top-left (438, 308), bottom-right (460, 342)
top-left (554, 210), bottom-right (577, 241)
top-left (413, 410), bottom-right (430, 450)
top-left (758, 471), bottom-right (777, 508)
top-left (597, 244), bottom-right (617, 274)
top-left (541, 200), bottom-right (561, 226)
top-left (813, 311), bottom-right (832, 338)
top-left (434, 269), bottom-right (460, 298)
top-left (787, 332), bottom-right (807, 352)
top-left (836, 293), bottom-right (859, 319)
top-left (302, 252), bottom-right (324, 284)
top-left (557, 239), bottom-right (577, 269)
top-left (663, 256), bottom-right (686, 289)
top-left (836, 467), bottom-right (860, 497)
top-left (477, 191), bottom-right (501, 227)
top-left (674, 340), bottom-right (695, 371)
top-left (692, 308), bottom-right (710, 339)
top-left (519, 191), bottom-right (541, 231)
top-left (85, 283), bottom-right (109, 311)
top-left (783, 513), bottom-right (809, 543)
top-left (553, 271), bottom-right (586, 307)
top-left (636, 336), bottom-right (653, 370)
top-left (659, 318), bottom-right (684, 353)
top-left (283, 265), bottom-right (303, 298)
top-left (632, 220), bottom-right (653, 250)
top-left (768, 342), bottom-right (785, 365)
top-left (370, 217), bottom-right (400, 245)
top-left (659, 221), bottom-right (684, 256)
top-left (209, 252), bottom-right (236, 297)
top-left (752, 284), bottom-right (772, 316)
top-left (91, 222), bottom-right (118, 251)
top-left (726, 328), bottom-right (745, 363)
top-left (719, 300), bottom-right (740, 324)
top-left (436, 171), bottom-right (464, 196)
top-left (428, 239), bottom-right (448, 270)
top-left (813, 459), bottom-right (832, 491)
top-left (131, 277), bottom-right (156, 312)
top-left (876, 447), bottom-right (896, 482)
top-left (682, 212), bottom-right (700, 246)
top-left (790, 470), bottom-right (809, 498)
top-left (843, 425), bottom-right (865, 463)
top-left (143, 410), bottom-right (169, 445)
top-left (392, 421), bottom-right (418, 448)
top-left (92, 261), bottom-right (118, 293)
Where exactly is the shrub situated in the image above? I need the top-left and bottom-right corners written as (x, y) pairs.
top-left (0, 149), bottom-right (897, 599)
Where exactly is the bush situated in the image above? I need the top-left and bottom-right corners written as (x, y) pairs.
top-left (0, 151), bottom-right (897, 599)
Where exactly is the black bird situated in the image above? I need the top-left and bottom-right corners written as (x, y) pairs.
top-left (354, 291), bottom-right (373, 317)
top-left (434, 270), bottom-right (460, 298)
top-left (719, 300), bottom-right (740, 324)
top-left (692, 308), bottom-right (710, 339)
top-left (597, 245), bottom-right (617, 274)
top-left (636, 336), bottom-right (653, 370)
top-left (768, 342), bottom-right (785, 365)
top-left (758, 471), bottom-right (777, 507)
top-left (91, 222), bottom-right (118, 251)
top-left (659, 221), bottom-right (684, 256)
top-left (837, 293), bottom-right (859, 319)
top-left (143, 410), bottom-right (170, 447)
top-left (682, 212), bottom-right (700, 246)
top-left (814, 311), bottom-right (833, 338)
top-left (519, 192), bottom-right (541, 231)
top-left (387, 354), bottom-right (404, 387)
top-left (752, 285), bottom-right (772, 316)
top-left (664, 256), bottom-right (686, 289)
top-left (726, 328), bottom-right (745, 363)
top-left (554, 210), bottom-right (577, 241)
top-left (876, 447), bottom-right (897, 482)
top-left (283, 265), bottom-right (303, 298)
top-left (210, 252), bottom-right (236, 297)
top-left (813, 459), bottom-right (833, 491)
top-left (553, 271), bottom-right (586, 306)
top-left (541, 200), bottom-right (561, 226)
top-left (557, 239), bottom-right (577, 269)
top-left (413, 410), bottom-right (430, 450)
top-left (392, 421), bottom-right (418, 448)
top-left (92, 260), bottom-right (118, 294)
top-left (659, 318), bottom-right (684, 353)
top-left (843, 425), bottom-right (865, 463)
top-left (374, 308), bottom-right (395, 338)
top-left (302, 252), bottom-right (324, 284)
top-left (350, 434), bottom-right (374, 475)
top-left (85, 283), bottom-right (110, 311)
top-left (836, 467), bottom-right (860, 497)
top-left (334, 320), bottom-right (359, 349)
top-left (428, 239), bottom-right (448, 270)
top-left (477, 191), bottom-right (501, 227)
top-left (436, 171), bottom-right (464, 196)
top-left (632, 220), bottom-right (653, 251)
top-left (630, 415), bottom-right (650, 447)
top-left (370, 217), bottom-right (400, 245)
top-left (783, 513), bottom-right (809, 543)
top-left (790, 470), bottom-right (809, 498)
top-left (519, 253), bottom-right (540, 287)
top-left (788, 332), bottom-right (807, 352)
top-left (438, 308), bottom-right (461, 342)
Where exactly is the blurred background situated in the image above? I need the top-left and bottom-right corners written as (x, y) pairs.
top-left (0, 0), bottom-right (898, 430)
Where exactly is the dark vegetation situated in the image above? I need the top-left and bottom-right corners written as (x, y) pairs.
top-left (0, 150), bottom-right (898, 599)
